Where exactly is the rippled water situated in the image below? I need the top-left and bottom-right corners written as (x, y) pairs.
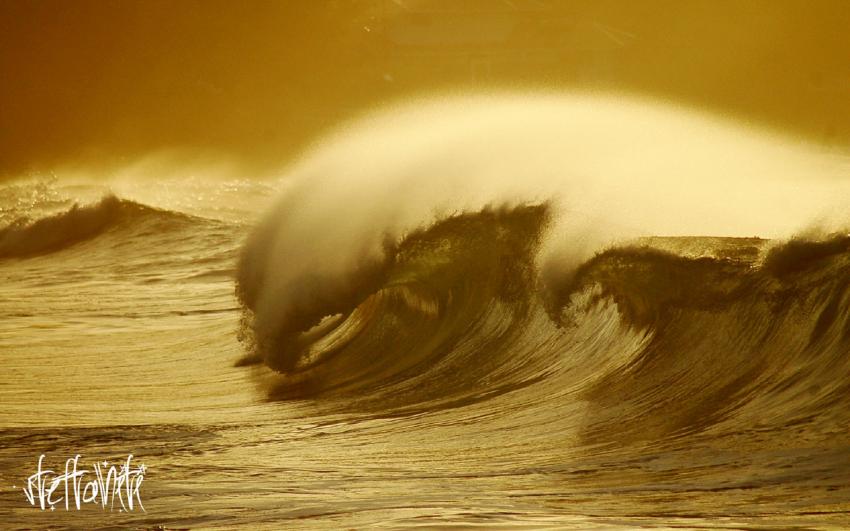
top-left (0, 176), bottom-right (848, 530)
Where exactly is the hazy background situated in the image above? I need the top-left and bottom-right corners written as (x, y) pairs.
top-left (2, 0), bottom-right (849, 179)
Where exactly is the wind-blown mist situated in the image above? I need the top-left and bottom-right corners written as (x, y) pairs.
top-left (238, 92), bottom-right (850, 373)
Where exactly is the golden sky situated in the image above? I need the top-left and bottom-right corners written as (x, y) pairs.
top-left (1, 0), bottom-right (849, 178)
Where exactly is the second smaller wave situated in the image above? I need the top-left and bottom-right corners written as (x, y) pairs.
top-left (0, 194), bottom-right (190, 259)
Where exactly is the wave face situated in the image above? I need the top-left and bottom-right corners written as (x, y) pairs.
top-left (567, 235), bottom-right (850, 442)
top-left (239, 205), bottom-right (556, 395)
top-left (239, 202), bottom-right (850, 440)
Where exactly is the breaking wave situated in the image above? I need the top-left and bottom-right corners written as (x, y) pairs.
top-left (237, 202), bottom-right (850, 444)
top-left (236, 93), bottom-right (850, 447)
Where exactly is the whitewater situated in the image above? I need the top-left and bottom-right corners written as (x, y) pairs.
top-left (1, 93), bottom-right (849, 529)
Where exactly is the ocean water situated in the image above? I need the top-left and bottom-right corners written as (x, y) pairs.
top-left (1, 94), bottom-right (850, 529)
